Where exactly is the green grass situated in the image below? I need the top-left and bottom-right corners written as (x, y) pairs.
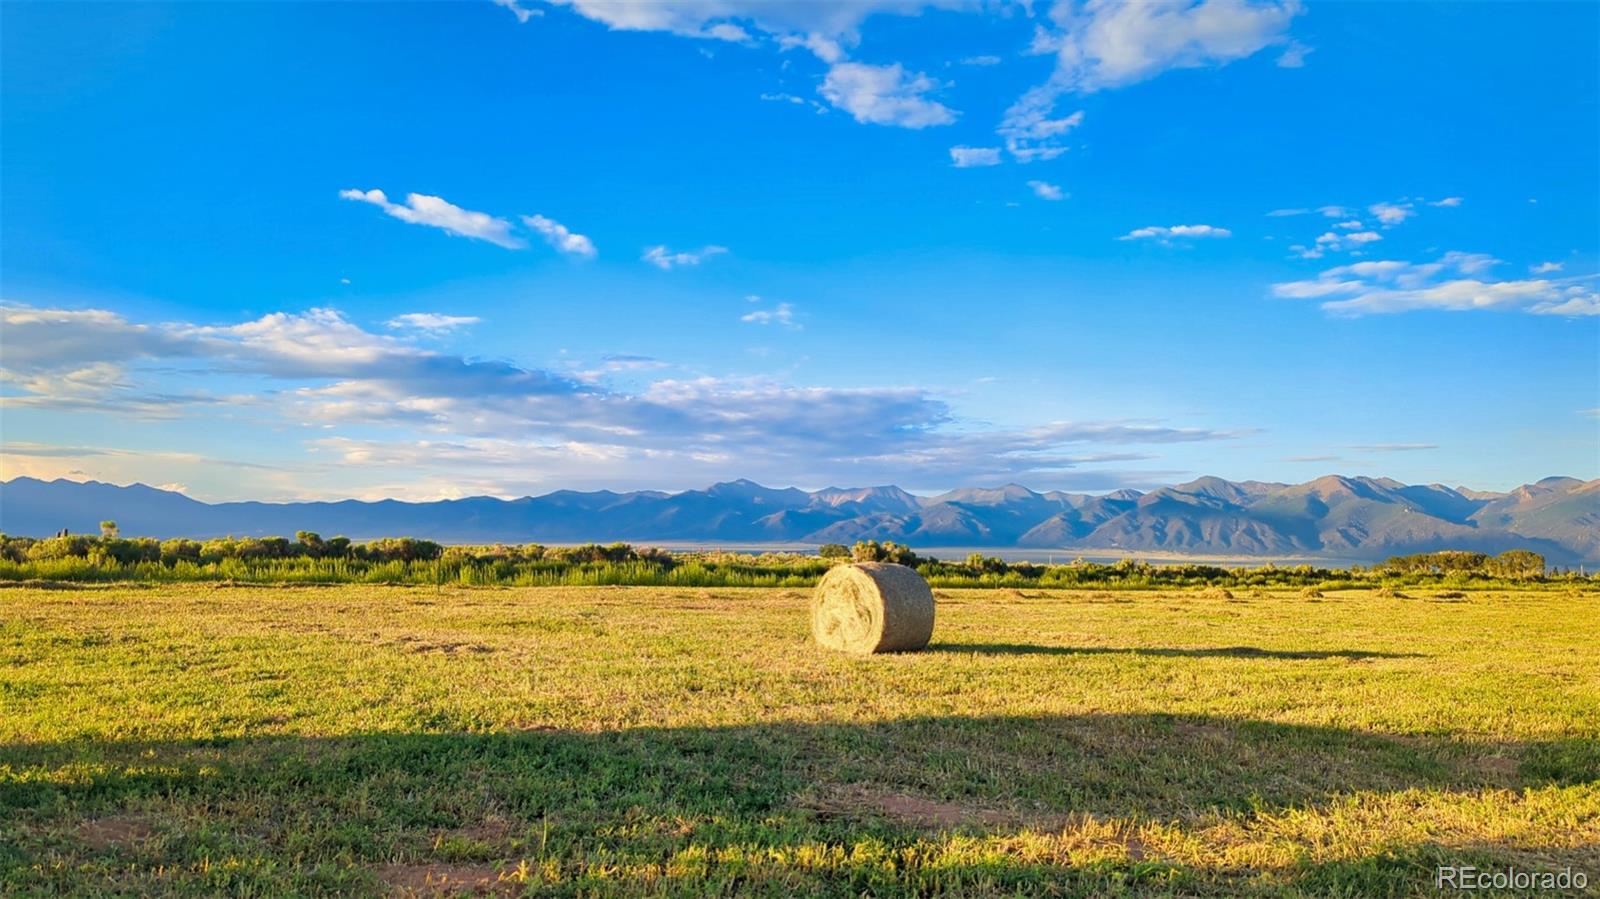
top-left (2, 584), bottom-right (1597, 896)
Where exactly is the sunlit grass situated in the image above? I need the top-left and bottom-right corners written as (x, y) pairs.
top-left (2, 584), bottom-right (1596, 896)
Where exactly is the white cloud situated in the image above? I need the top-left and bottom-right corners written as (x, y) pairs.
top-left (960, 54), bottom-right (1002, 66)
top-left (1277, 40), bottom-right (1311, 67)
top-left (491, 0), bottom-right (542, 24)
top-left (538, 1), bottom-right (981, 134)
top-left (1529, 293), bottom-right (1600, 316)
top-left (1530, 261), bottom-right (1564, 274)
top-left (776, 31), bottom-right (848, 63)
top-left (741, 301), bottom-right (799, 329)
top-left (705, 22), bottom-right (752, 41)
top-left (1290, 226), bottom-right (1381, 258)
top-left (1282, 197), bottom-right (1446, 256)
top-left (542, 0), bottom-right (965, 45)
top-left (1119, 224), bottom-right (1232, 243)
top-left (600, 354), bottom-right (669, 371)
top-left (1036, 0), bottom-right (1303, 92)
top-left (1272, 252), bottom-right (1599, 316)
top-left (1367, 201), bottom-right (1414, 226)
top-left (642, 244), bottom-right (728, 270)
top-left (997, 0), bottom-right (1299, 160)
top-left (820, 62), bottom-right (956, 128)
top-left (386, 313), bottom-right (483, 334)
top-left (760, 92), bottom-right (828, 113)
top-left (996, 98), bottom-right (1083, 162)
top-left (1, 302), bottom-right (1248, 495)
top-left (1027, 180), bottom-right (1065, 201)
top-left (949, 145), bottom-right (1002, 167)
top-left (339, 188), bottom-right (524, 249)
top-left (522, 214), bottom-right (598, 258)
top-left (1348, 443), bottom-right (1438, 452)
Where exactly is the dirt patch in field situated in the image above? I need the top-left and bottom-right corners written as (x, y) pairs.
top-left (77, 815), bottom-right (154, 848)
top-left (452, 821), bottom-right (513, 843)
top-left (373, 863), bottom-right (517, 896)
top-left (1471, 754), bottom-right (1522, 784)
top-left (366, 634), bottom-right (496, 655)
top-left (0, 580), bottom-right (128, 591)
top-left (804, 786), bottom-right (1160, 861)
top-left (1172, 721), bottom-right (1232, 742)
top-left (805, 784), bottom-right (1033, 829)
top-left (407, 641), bottom-right (495, 655)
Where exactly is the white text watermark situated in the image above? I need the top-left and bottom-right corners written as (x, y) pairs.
top-left (1437, 866), bottom-right (1587, 891)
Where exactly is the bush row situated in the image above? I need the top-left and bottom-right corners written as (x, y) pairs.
top-left (0, 532), bottom-right (1586, 589)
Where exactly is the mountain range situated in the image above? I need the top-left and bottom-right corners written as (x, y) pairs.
top-left (2, 474), bottom-right (1596, 564)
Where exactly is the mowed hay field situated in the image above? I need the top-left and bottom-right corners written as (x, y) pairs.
top-left (2, 585), bottom-right (1598, 897)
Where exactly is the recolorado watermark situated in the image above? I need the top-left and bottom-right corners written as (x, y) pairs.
top-left (1437, 865), bottom-right (1587, 891)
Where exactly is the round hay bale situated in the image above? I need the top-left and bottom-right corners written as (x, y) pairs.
top-left (811, 562), bottom-right (935, 654)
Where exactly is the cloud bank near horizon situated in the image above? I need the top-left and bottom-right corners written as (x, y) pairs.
top-left (0, 303), bottom-right (1243, 501)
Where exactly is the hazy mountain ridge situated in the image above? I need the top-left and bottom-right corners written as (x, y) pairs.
top-left (2, 474), bottom-right (1596, 564)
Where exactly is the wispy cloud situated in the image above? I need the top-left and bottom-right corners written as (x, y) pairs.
top-left (642, 244), bottom-right (728, 270)
top-left (741, 301), bottom-right (799, 329)
top-left (1280, 195), bottom-right (1458, 257)
top-left (759, 92), bottom-right (828, 114)
top-left (1027, 180), bottom-right (1065, 201)
top-left (1290, 229), bottom-right (1381, 259)
top-left (1272, 253), bottom-right (1600, 316)
top-left (999, 0), bottom-right (1298, 161)
top-left (949, 145), bottom-right (1002, 167)
top-left (1348, 443), bottom-right (1438, 452)
top-left (1531, 261), bottom-right (1564, 274)
top-left (490, 0), bottom-right (541, 24)
top-left (1367, 201), bottom-right (1414, 227)
top-left (599, 354), bottom-right (669, 372)
top-left (1119, 224), bottom-right (1231, 243)
top-left (522, 214), bottom-right (597, 258)
top-left (386, 313), bottom-right (482, 334)
top-left (339, 188), bottom-right (524, 249)
top-left (996, 104), bottom-right (1082, 163)
top-left (820, 62), bottom-right (956, 128)
top-left (1277, 40), bottom-right (1312, 67)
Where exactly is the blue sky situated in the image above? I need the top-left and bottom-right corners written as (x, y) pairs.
top-left (2, 0), bottom-right (1596, 501)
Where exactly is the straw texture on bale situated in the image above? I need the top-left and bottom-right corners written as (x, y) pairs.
top-left (810, 562), bottom-right (935, 654)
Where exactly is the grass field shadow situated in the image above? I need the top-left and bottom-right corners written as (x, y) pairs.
top-left (930, 642), bottom-right (1427, 660)
top-left (4, 712), bottom-right (1594, 896)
